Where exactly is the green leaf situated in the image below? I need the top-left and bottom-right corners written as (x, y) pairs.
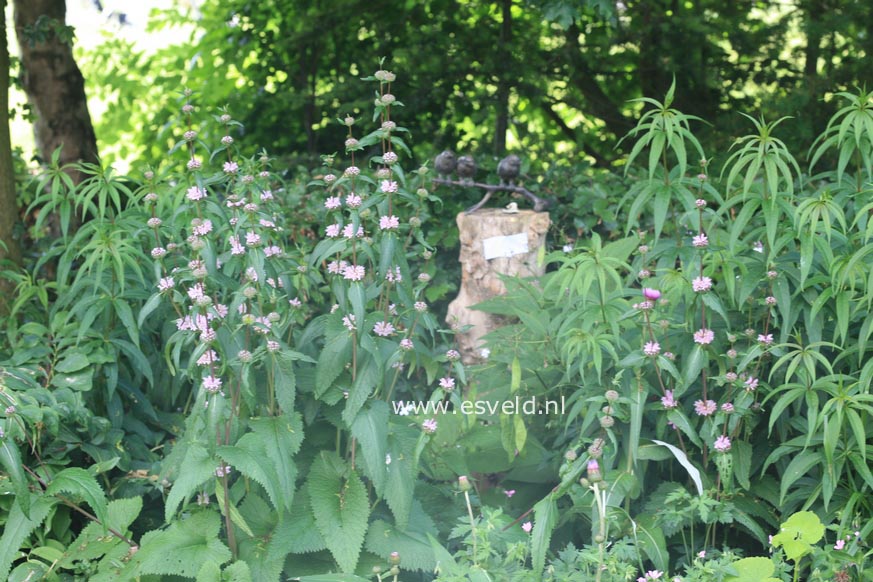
top-left (0, 495), bottom-right (56, 580)
top-left (272, 484), bottom-right (327, 555)
top-left (59, 497), bottom-right (142, 568)
top-left (223, 561), bottom-right (253, 582)
top-left (292, 575), bottom-right (371, 582)
top-left (196, 561), bottom-right (222, 582)
top-left (342, 355), bottom-right (380, 424)
top-left (779, 451), bottom-right (822, 505)
top-left (137, 292), bottom-right (163, 328)
top-left (428, 534), bottom-right (461, 576)
top-left (732, 441), bottom-right (753, 490)
top-left (249, 414), bottom-right (304, 512)
top-left (124, 510), bottom-right (232, 578)
top-left (46, 467), bottom-right (109, 527)
top-left (384, 428), bottom-right (418, 529)
top-left (683, 345), bottom-right (707, 389)
top-left (307, 452), bottom-right (370, 573)
top-left (651, 440), bottom-right (703, 495)
top-left (348, 283), bottom-right (366, 335)
top-left (316, 331), bottom-right (352, 397)
top-left (54, 351), bottom-right (91, 373)
top-left (273, 352), bottom-right (297, 415)
top-left (725, 557), bottom-right (779, 582)
top-left (217, 434), bottom-right (281, 512)
top-left (0, 439), bottom-right (31, 516)
top-left (164, 443), bottom-right (216, 521)
top-left (364, 502), bottom-right (437, 572)
top-left (215, 480), bottom-right (255, 538)
top-left (350, 401), bottom-right (389, 495)
top-left (530, 493), bottom-right (558, 577)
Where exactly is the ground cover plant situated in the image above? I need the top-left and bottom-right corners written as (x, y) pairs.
top-left (3, 65), bottom-right (873, 582)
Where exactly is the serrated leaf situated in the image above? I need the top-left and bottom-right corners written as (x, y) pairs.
top-left (196, 561), bottom-right (222, 582)
top-left (0, 439), bottom-right (31, 516)
top-left (0, 495), bottom-right (55, 580)
top-left (164, 443), bottom-right (216, 521)
top-left (350, 402), bottom-right (389, 495)
top-left (224, 561), bottom-right (253, 582)
top-left (384, 428), bottom-right (418, 528)
top-left (307, 452), bottom-right (370, 573)
top-left (316, 331), bottom-right (352, 397)
top-left (215, 480), bottom-right (255, 537)
top-left (292, 575), bottom-right (371, 582)
top-left (273, 352), bottom-right (297, 415)
top-left (531, 494), bottom-right (558, 577)
top-left (216, 437), bottom-right (281, 512)
top-left (364, 502), bottom-right (437, 572)
top-left (343, 354), bottom-right (380, 424)
top-left (428, 534), bottom-right (461, 576)
top-left (250, 414), bottom-right (303, 512)
top-left (60, 497), bottom-right (143, 568)
top-left (46, 467), bottom-right (109, 527)
top-left (124, 510), bottom-right (231, 578)
top-left (273, 485), bottom-right (326, 556)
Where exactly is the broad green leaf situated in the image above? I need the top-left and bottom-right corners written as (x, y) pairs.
top-left (217, 434), bottom-right (281, 512)
top-left (307, 453), bottom-right (370, 573)
top-left (272, 484), bottom-right (327, 556)
top-left (724, 557), bottom-right (779, 582)
top-left (124, 510), bottom-right (231, 578)
top-left (0, 495), bottom-right (55, 580)
top-left (316, 331), bottom-right (352, 397)
top-left (364, 513), bottom-right (437, 572)
top-left (46, 467), bottom-right (109, 527)
top-left (250, 414), bottom-right (304, 513)
top-left (59, 497), bottom-right (143, 568)
top-left (164, 443), bottom-right (216, 521)
top-left (351, 402), bottom-right (389, 495)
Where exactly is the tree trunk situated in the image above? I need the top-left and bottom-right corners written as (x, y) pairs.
top-left (1, 0), bottom-right (22, 313)
top-left (13, 0), bottom-right (98, 180)
top-left (493, 0), bottom-right (512, 155)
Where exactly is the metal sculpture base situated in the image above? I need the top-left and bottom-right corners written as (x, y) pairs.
top-left (431, 178), bottom-right (553, 213)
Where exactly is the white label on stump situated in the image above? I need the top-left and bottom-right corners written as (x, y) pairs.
top-left (482, 233), bottom-right (529, 260)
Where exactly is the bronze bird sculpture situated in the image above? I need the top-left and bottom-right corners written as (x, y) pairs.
top-left (456, 155), bottom-right (477, 184)
top-left (434, 150), bottom-right (457, 178)
top-left (497, 154), bottom-right (521, 185)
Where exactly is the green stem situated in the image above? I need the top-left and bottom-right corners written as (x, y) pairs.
top-left (464, 490), bottom-right (478, 566)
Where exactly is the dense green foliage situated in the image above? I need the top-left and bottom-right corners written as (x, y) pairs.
top-left (7, 1), bottom-right (873, 579)
top-left (79, 0), bottom-right (873, 175)
top-left (4, 62), bottom-right (873, 580)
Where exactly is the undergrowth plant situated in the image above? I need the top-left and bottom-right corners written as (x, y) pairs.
top-left (4, 71), bottom-right (873, 582)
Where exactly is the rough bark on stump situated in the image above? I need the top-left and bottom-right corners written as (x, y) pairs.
top-left (446, 209), bottom-right (550, 364)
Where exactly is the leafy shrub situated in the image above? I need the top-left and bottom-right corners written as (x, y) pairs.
top-left (4, 71), bottom-right (873, 582)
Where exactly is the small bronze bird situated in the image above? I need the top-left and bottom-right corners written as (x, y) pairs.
top-left (456, 155), bottom-right (477, 184)
top-left (497, 154), bottom-right (521, 185)
top-left (434, 150), bottom-right (457, 178)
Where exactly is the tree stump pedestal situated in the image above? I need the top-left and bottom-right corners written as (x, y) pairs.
top-left (446, 208), bottom-right (550, 364)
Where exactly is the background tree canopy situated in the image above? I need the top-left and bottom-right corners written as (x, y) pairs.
top-left (71, 0), bottom-right (873, 177)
